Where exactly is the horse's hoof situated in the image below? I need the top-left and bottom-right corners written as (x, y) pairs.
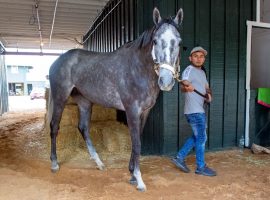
top-left (51, 163), bottom-right (59, 173)
top-left (51, 166), bottom-right (59, 173)
top-left (97, 164), bottom-right (105, 170)
top-left (129, 177), bottom-right (137, 185)
top-left (137, 186), bottom-right (146, 192)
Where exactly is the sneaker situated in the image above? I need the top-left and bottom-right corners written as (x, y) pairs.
top-left (172, 157), bottom-right (190, 173)
top-left (195, 165), bottom-right (216, 176)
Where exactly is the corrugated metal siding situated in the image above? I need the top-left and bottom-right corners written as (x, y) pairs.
top-left (84, 0), bottom-right (135, 52)
top-left (0, 54), bottom-right (8, 115)
top-left (84, 0), bottom-right (256, 155)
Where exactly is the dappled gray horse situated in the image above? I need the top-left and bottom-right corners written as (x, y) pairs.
top-left (48, 7), bottom-right (183, 191)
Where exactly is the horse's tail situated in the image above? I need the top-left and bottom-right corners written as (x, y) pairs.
top-left (46, 87), bottom-right (53, 125)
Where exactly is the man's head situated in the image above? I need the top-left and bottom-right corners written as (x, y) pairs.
top-left (189, 46), bottom-right (207, 68)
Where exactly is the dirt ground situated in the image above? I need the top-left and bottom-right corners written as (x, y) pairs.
top-left (1, 109), bottom-right (270, 200)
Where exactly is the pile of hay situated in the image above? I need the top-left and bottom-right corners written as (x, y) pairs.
top-left (44, 92), bottom-right (131, 164)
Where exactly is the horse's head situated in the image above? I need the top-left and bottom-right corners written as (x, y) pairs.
top-left (152, 8), bottom-right (183, 91)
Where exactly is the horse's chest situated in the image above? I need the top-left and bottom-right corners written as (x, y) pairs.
top-left (139, 86), bottom-right (159, 109)
top-left (142, 96), bottom-right (156, 109)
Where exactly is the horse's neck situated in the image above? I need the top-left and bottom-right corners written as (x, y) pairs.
top-left (140, 48), bottom-right (156, 73)
top-left (118, 44), bottom-right (156, 78)
top-left (137, 48), bottom-right (159, 87)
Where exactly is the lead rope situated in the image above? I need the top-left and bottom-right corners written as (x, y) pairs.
top-left (154, 63), bottom-right (208, 99)
top-left (175, 76), bottom-right (208, 99)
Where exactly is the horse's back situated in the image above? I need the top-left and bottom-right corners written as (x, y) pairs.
top-left (50, 49), bottom-right (90, 71)
top-left (49, 49), bottom-right (101, 82)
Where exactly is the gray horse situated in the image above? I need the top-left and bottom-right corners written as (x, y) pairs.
top-left (48, 7), bottom-right (183, 191)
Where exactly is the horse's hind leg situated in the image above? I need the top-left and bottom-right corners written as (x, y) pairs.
top-left (50, 101), bottom-right (66, 172)
top-left (75, 97), bottom-right (104, 170)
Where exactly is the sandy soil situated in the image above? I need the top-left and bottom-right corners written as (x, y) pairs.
top-left (0, 109), bottom-right (270, 200)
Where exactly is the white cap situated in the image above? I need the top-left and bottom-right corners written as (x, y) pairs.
top-left (190, 46), bottom-right (207, 56)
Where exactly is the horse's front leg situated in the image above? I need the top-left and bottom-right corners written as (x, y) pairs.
top-left (129, 109), bottom-right (151, 186)
top-left (77, 101), bottom-right (104, 170)
top-left (126, 109), bottom-right (146, 192)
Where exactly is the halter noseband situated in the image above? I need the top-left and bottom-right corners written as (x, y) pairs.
top-left (154, 62), bottom-right (180, 79)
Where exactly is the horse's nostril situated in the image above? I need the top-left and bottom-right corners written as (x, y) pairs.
top-left (159, 77), bottom-right (164, 85)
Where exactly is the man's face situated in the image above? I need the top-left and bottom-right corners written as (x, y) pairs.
top-left (189, 51), bottom-right (206, 67)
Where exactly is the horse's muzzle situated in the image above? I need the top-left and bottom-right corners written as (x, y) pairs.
top-left (158, 74), bottom-right (175, 91)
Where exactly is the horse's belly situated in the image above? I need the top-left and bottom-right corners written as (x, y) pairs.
top-left (84, 90), bottom-right (124, 111)
top-left (98, 96), bottom-right (125, 111)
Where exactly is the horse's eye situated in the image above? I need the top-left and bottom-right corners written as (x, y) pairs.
top-left (153, 40), bottom-right (157, 45)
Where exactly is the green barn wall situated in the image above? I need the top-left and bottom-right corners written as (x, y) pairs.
top-left (135, 0), bottom-right (255, 154)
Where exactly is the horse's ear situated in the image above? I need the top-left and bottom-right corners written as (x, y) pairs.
top-left (174, 8), bottom-right (184, 25)
top-left (153, 7), bottom-right (162, 25)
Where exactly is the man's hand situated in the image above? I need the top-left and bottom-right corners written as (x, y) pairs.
top-left (181, 80), bottom-right (194, 92)
top-left (205, 93), bottom-right (212, 103)
top-left (205, 88), bottom-right (212, 103)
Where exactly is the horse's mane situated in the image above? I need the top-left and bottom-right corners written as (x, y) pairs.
top-left (123, 28), bottom-right (155, 49)
top-left (123, 18), bottom-right (180, 50)
top-left (156, 18), bottom-right (180, 32)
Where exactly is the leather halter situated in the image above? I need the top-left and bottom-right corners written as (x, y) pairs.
top-left (153, 62), bottom-right (180, 80)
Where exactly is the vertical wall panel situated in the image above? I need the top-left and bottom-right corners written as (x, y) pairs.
top-left (124, 0), bottom-right (130, 42)
top-left (121, 1), bottom-right (125, 45)
top-left (223, 0), bottom-right (239, 147)
top-left (135, 0), bottom-right (144, 36)
top-left (98, 26), bottom-right (101, 51)
top-left (107, 7), bottom-right (110, 51)
top-left (93, 32), bottom-right (96, 51)
top-left (103, 13), bottom-right (107, 52)
top-left (101, 13), bottom-right (105, 52)
top-left (109, 2), bottom-right (114, 51)
top-left (112, 1), bottom-right (116, 50)
top-left (117, 2), bottom-right (121, 47)
top-left (208, 0), bottom-right (225, 149)
top-left (129, 0), bottom-right (135, 40)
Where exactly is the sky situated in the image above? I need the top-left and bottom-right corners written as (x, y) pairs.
top-left (5, 50), bottom-right (59, 81)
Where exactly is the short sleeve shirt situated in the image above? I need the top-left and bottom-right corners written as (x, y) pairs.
top-left (182, 65), bottom-right (209, 114)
